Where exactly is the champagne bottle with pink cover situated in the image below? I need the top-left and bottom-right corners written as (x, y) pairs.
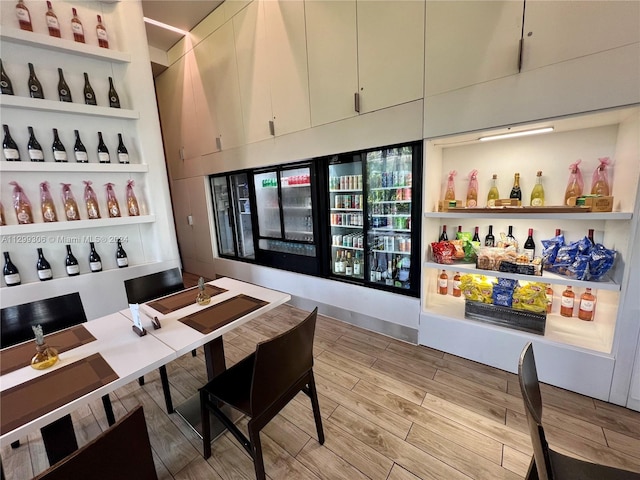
top-left (105, 182), bottom-right (121, 218)
top-left (126, 180), bottom-right (140, 216)
top-left (564, 159), bottom-right (584, 205)
top-left (40, 181), bottom-right (57, 222)
top-left (9, 181), bottom-right (33, 224)
top-left (444, 170), bottom-right (456, 201)
top-left (591, 157), bottom-right (611, 196)
top-left (83, 180), bottom-right (101, 219)
top-left (466, 169), bottom-right (478, 207)
top-left (61, 183), bottom-right (80, 221)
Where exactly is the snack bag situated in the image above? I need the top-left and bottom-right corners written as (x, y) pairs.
top-left (83, 180), bottom-right (101, 219)
top-left (588, 244), bottom-right (616, 281)
top-left (564, 160), bottom-right (584, 205)
top-left (9, 181), bottom-right (33, 224)
top-left (40, 181), bottom-right (58, 222)
top-left (126, 180), bottom-right (140, 216)
top-left (444, 170), bottom-right (457, 201)
top-left (456, 231), bottom-right (478, 262)
top-left (431, 241), bottom-right (455, 264)
top-left (542, 232), bottom-right (565, 268)
top-left (513, 282), bottom-right (547, 313)
top-left (105, 182), bottom-right (121, 218)
top-left (591, 157), bottom-right (611, 196)
top-left (466, 169), bottom-right (478, 207)
top-left (61, 183), bottom-right (80, 221)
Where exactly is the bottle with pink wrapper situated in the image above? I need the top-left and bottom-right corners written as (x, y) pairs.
top-left (83, 180), bottom-right (101, 219)
top-left (105, 182), bottom-right (121, 218)
top-left (40, 181), bottom-right (57, 223)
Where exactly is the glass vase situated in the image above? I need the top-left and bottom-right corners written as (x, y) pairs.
top-left (31, 343), bottom-right (59, 370)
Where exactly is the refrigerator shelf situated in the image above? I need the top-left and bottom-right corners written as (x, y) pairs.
top-left (331, 245), bottom-right (364, 251)
top-left (329, 189), bottom-right (363, 193)
top-left (370, 227), bottom-right (412, 233)
top-left (282, 183), bottom-right (311, 188)
top-left (371, 249), bottom-right (412, 256)
top-left (283, 206), bottom-right (312, 210)
top-left (376, 200), bottom-right (412, 204)
top-left (370, 186), bottom-right (412, 191)
top-left (371, 214), bottom-right (411, 217)
top-left (330, 208), bottom-right (363, 212)
top-left (330, 224), bottom-right (363, 229)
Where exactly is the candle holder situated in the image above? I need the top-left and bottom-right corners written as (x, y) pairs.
top-left (30, 325), bottom-right (59, 370)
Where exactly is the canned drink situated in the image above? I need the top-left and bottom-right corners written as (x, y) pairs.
top-left (406, 238), bottom-right (411, 251)
top-left (403, 188), bottom-right (411, 201)
top-left (393, 171), bottom-right (399, 187)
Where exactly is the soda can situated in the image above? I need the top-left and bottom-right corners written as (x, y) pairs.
top-left (393, 171), bottom-right (399, 187)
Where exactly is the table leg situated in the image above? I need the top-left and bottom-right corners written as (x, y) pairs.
top-left (41, 414), bottom-right (78, 465)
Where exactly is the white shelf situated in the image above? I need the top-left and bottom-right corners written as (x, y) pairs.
top-left (0, 215), bottom-right (155, 235)
top-left (424, 211), bottom-right (633, 221)
top-left (423, 260), bottom-right (620, 291)
top-left (0, 95), bottom-right (139, 119)
top-left (330, 224), bottom-right (363, 229)
top-left (370, 227), bottom-right (412, 233)
top-left (331, 245), bottom-right (364, 251)
top-left (330, 208), bottom-right (362, 212)
top-left (329, 189), bottom-right (362, 193)
top-left (374, 249), bottom-right (412, 256)
top-left (0, 26), bottom-right (131, 63)
top-left (0, 161), bottom-right (148, 173)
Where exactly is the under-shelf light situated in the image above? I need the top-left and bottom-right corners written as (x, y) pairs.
top-left (143, 17), bottom-right (189, 36)
top-left (478, 127), bottom-right (554, 142)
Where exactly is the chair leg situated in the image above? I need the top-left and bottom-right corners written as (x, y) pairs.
top-left (138, 376), bottom-right (145, 386)
top-left (159, 365), bottom-right (174, 413)
top-left (307, 372), bottom-right (325, 444)
top-left (200, 390), bottom-right (211, 459)
top-left (192, 349), bottom-right (197, 357)
top-left (102, 394), bottom-right (116, 426)
top-left (248, 423), bottom-right (266, 480)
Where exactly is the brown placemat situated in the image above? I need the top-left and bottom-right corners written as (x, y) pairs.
top-left (179, 294), bottom-right (268, 335)
top-left (1, 353), bottom-right (118, 435)
top-left (0, 325), bottom-right (97, 376)
top-left (147, 285), bottom-right (228, 314)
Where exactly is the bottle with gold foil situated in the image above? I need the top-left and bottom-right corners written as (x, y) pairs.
top-left (126, 180), bottom-right (139, 216)
top-left (30, 325), bottom-right (59, 370)
top-left (83, 180), bottom-right (101, 219)
top-left (9, 181), bottom-right (33, 224)
top-left (40, 181), bottom-right (58, 222)
top-left (61, 183), bottom-right (80, 221)
top-left (487, 174), bottom-right (499, 207)
top-left (530, 171), bottom-right (545, 206)
top-left (105, 182), bottom-right (120, 218)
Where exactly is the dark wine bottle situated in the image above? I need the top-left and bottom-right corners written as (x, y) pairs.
top-left (3, 251), bottom-right (21, 286)
top-left (27, 126), bottom-right (44, 162)
top-left (117, 133), bottom-right (129, 163)
top-left (27, 62), bottom-right (44, 99)
top-left (73, 129), bottom-right (88, 162)
top-left (506, 225), bottom-right (518, 250)
top-left (83, 72), bottom-right (97, 105)
top-left (484, 225), bottom-right (495, 247)
top-left (3, 124), bottom-right (21, 161)
top-left (472, 226), bottom-right (480, 242)
top-left (1, 59), bottom-right (14, 95)
top-left (36, 247), bottom-right (53, 281)
top-left (509, 173), bottom-right (522, 201)
top-left (439, 225), bottom-right (448, 241)
top-left (88, 242), bottom-right (102, 272)
top-left (65, 244), bottom-right (80, 276)
top-left (588, 228), bottom-right (595, 244)
top-left (97, 131), bottom-right (110, 163)
top-left (108, 77), bottom-right (120, 108)
top-left (523, 228), bottom-right (535, 261)
top-left (116, 239), bottom-right (128, 268)
top-left (51, 128), bottom-right (68, 162)
top-left (57, 68), bottom-right (72, 102)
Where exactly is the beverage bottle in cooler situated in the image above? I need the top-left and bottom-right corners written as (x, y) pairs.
top-left (385, 260), bottom-right (394, 285)
top-left (370, 253), bottom-right (377, 282)
top-left (452, 272), bottom-right (461, 297)
top-left (560, 286), bottom-right (575, 317)
top-left (3, 252), bottom-right (21, 286)
top-left (36, 248), bottom-right (53, 281)
top-left (334, 250), bottom-right (342, 274)
top-left (375, 259), bottom-right (383, 282)
top-left (27, 126), bottom-right (44, 161)
top-left (438, 270), bottom-right (448, 295)
top-left (487, 174), bottom-right (500, 207)
top-left (578, 288), bottom-right (596, 321)
top-left (345, 252), bottom-right (353, 276)
top-left (530, 171), bottom-right (545, 206)
top-left (3, 124), bottom-right (20, 161)
top-left (45, 1), bottom-right (61, 37)
top-left (353, 252), bottom-right (361, 277)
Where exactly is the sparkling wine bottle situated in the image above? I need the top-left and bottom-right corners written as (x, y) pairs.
top-left (27, 126), bottom-right (44, 161)
top-left (83, 180), bottom-right (101, 219)
top-left (36, 248), bottom-right (53, 281)
top-left (57, 68), bottom-right (72, 102)
top-left (530, 171), bottom-right (545, 206)
top-left (487, 174), bottom-right (499, 207)
top-left (1, 59), bottom-right (15, 95)
top-left (97, 132), bottom-right (110, 163)
top-left (71, 8), bottom-right (85, 43)
top-left (51, 128), bottom-right (68, 162)
top-left (117, 133), bottom-right (129, 163)
top-left (9, 181), bottom-right (33, 224)
top-left (3, 251), bottom-right (21, 286)
top-left (116, 239), bottom-right (128, 268)
top-left (466, 169), bottom-right (478, 207)
top-left (88, 242), bottom-right (102, 272)
top-left (73, 130), bottom-right (88, 162)
top-left (0, 202), bottom-right (5, 226)
top-left (61, 183), bottom-right (80, 221)
top-left (96, 15), bottom-right (109, 48)
top-left (108, 77), bottom-right (120, 108)
top-left (509, 173), bottom-right (521, 202)
top-left (27, 63), bottom-right (44, 99)
top-left (105, 182), bottom-right (120, 218)
top-left (3, 124), bottom-right (21, 161)
top-left (126, 180), bottom-right (140, 216)
top-left (83, 72), bottom-right (97, 105)
top-left (65, 244), bottom-right (80, 276)
top-left (15, 0), bottom-right (33, 32)
top-left (45, 1), bottom-right (61, 38)
top-left (40, 181), bottom-right (58, 222)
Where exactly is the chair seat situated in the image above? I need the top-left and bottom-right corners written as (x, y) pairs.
top-left (202, 353), bottom-right (255, 416)
top-left (550, 450), bottom-right (640, 480)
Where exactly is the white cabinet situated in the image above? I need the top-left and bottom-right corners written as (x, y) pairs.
top-left (419, 107), bottom-right (640, 402)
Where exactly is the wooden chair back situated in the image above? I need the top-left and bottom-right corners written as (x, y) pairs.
top-left (124, 268), bottom-right (184, 304)
top-left (33, 405), bottom-right (157, 480)
top-left (250, 308), bottom-right (318, 415)
top-left (0, 293), bottom-right (86, 348)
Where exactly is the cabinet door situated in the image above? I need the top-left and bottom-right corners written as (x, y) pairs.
top-left (170, 178), bottom-right (197, 262)
top-left (522, 1), bottom-right (640, 72)
top-left (193, 21), bottom-right (245, 151)
top-left (233, 0), bottom-right (274, 144)
top-left (305, 0), bottom-right (359, 126)
top-left (263, 0), bottom-right (311, 136)
top-left (356, 0), bottom-right (425, 114)
top-left (425, 1), bottom-right (523, 97)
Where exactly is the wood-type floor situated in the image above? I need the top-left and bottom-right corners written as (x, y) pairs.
top-left (3, 276), bottom-right (640, 479)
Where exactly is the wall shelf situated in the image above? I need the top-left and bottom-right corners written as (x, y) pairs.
top-left (1, 215), bottom-right (155, 235)
top-left (0, 95), bottom-right (139, 119)
top-left (424, 211), bottom-right (633, 221)
top-left (0, 162), bottom-right (148, 173)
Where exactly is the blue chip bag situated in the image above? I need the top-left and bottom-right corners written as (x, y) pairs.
top-left (588, 244), bottom-right (616, 281)
top-left (496, 277), bottom-right (519, 289)
top-left (542, 233), bottom-right (564, 268)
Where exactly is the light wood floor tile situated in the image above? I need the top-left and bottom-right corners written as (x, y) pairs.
top-left (174, 455), bottom-right (223, 480)
top-left (502, 445), bottom-right (532, 477)
top-left (296, 439), bottom-right (370, 480)
top-left (387, 463), bottom-right (423, 480)
top-left (604, 428), bottom-right (640, 459)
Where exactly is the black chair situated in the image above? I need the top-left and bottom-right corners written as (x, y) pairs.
top-left (518, 343), bottom-right (640, 480)
top-left (199, 307), bottom-right (324, 480)
top-left (0, 293), bottom-right (116, 464)
top-left (32, 405), bottom-right (158, 480)
top-left (124, 268), bottom-right (191, 414)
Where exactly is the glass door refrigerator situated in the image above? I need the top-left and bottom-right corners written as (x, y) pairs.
top-left (210, 172), bottom-right (255, 260)
top-left (252, 162), bottom-right (321, 275)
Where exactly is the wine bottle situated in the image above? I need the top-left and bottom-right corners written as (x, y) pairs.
top-left (71, 7), bottom-right (85, 43)
top-left (116, 239), bottom-right (128, 267)
top-left (15, 0), bottom-right (33, 32)
top-left (10, 181), bottom-right (33, 224)
top-left (117, 133), bottom-right (129, 163)
top-left (370, 253), bottom-right (377, 282)
top-left (3, 251), bottom-right (21, 286)
top-left (485, 225), bottom-right (495, 247)
top-left (345, 252), bottom-right (353, 276)
top-left (1, 59), bottom-right (15, 95)
top-left (27, 63), bottom-right (44, 99)
top-left (0, 202), bottom-right (5, 226)
top-left (73, 130), bottom-right (88, 162)
top-left (40, 181), bottom-right (58, 222)
top-left (106, 182), bottom-right (120, 218)
top-left (45, 1), bottom-right (61, 38)
top-left (97, 131), bottom-right (110, 163)
top-left (439, 225), bottom-right (448, 241)
top-left (353, 252), bottom-right (361, 277)
top-left (88, 242), bottom-right (102, 272)
top-left (546, 284), bottom-right (553, 313)
top-left (564, 163), bottom-right (583, 205)
top-left (3, 124), bottom-right (21, 161)
top-left (505, 225), bottom-right (518, 250)
top-left (472, 226), bottom-right (480, 242)
top-left (438, 270), bottom-right (448, 295)
top-left (51, 128), bottom-right (68, 162)
top-left (96, 15), bottom-right (109, 48)
top-left (108, 77), bottom-right (120, 108)
top-left (65, 244), bottom-right (80, 276)
top-left (83, 72), bottom-right (97, 105)
top-left (560, 286), bottom-right (575, 317)
top-left (588, 228), bottom-right (595, 244)
top-left (523, 228), bottom-right (535, 261)
top-left (509, 173), bottom-right (521, 202)
top-left (530, 170), bottom-right (545, 206)
top-left (36, 248), bottom-right (53, 281)
top-left (385, 260), bottom-right (394, 286)
top-left (578, 288), bottom-right (596, 321)
top-left (27, 126), bottom-right (44, 161)
top-left (487, 174), bottom-right (499, 207)
top-left (57, 68), bottom-right (72, 102)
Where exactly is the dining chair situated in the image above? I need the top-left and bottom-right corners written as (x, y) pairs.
top-left (32, 405), bottom-right (158, 480)
top-left (124, 267), bottom-right (190, 414)
top-left (199, 307), bottom-right (324, 480)
top-left (0, 293), bottom-right (116, 464)
top-left (518, 342), bottom-right (640, 480)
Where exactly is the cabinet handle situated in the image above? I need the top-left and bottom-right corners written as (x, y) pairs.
top-left (354, 92), bottom-right (360, 113)
top-left (179, 147), bottom-right (185, 161)
top-left (268, 120), bottom-right (275, 136)
top-left (216, 137), bottom-right (222, 150)
top-left (518, 38), bottom-right (524, 72)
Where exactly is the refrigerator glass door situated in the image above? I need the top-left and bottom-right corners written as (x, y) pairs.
top-left (328, 156), bottom-right (364, 280)
top-left (211, 176), bottom-right (236, 256)
top-left (230, 173), bottom-right (255, 259)
top-left (280, 167), bottom-right (314, 242)
top-left (366, 146), bottom-right (413, 289)
top-left (253, 171), bottom-right (281, 239)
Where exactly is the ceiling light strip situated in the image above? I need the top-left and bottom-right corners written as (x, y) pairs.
top-left (143, 17), bottom-right (189, 36)
top-left (479, 127), bottom-right (554, 142)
